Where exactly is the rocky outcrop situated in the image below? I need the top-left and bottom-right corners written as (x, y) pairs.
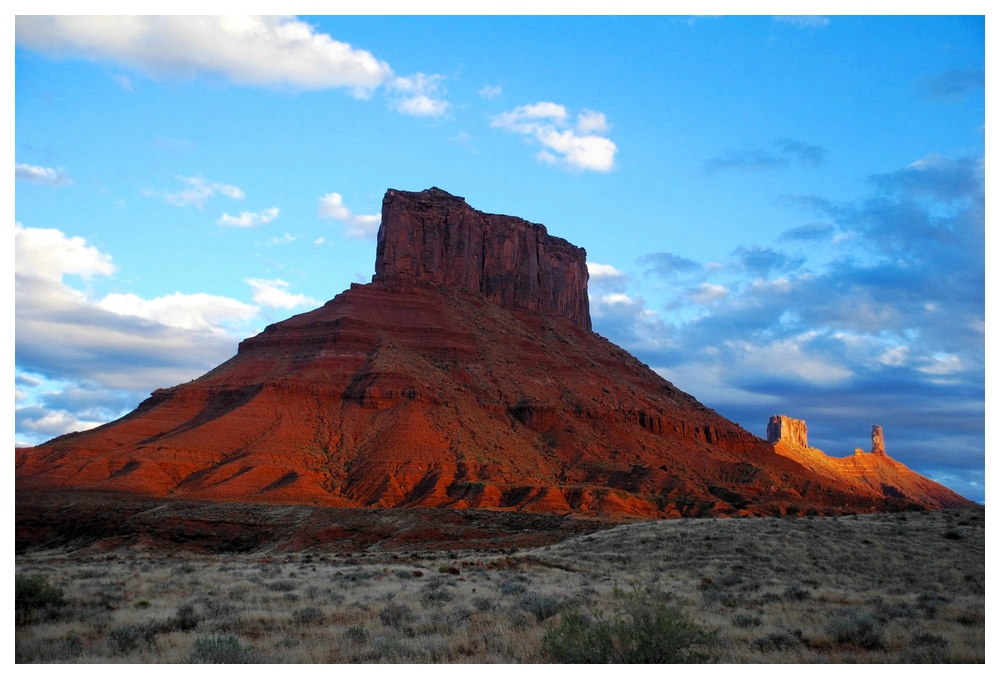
top-left (769, 416), bottom-right (974, 509)
top-left (766, 415), bottom-right (809, 448)
top-left (871, 425), bottom-right (886, 456)
top-left (373, 187), bottom-right (592, 331)
top-left (14, 189), bottom-right (974, 517)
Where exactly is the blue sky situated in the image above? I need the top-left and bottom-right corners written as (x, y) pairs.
top-left (12, 15), bottom-right (986, 502)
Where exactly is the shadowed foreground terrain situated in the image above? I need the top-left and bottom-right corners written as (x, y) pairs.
top-left (16, 507), bottom-right (983, 663)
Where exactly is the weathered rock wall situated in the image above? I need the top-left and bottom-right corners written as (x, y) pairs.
top-left (373, 187), bottom-right (592, 330)
top-left (766, 414), bottom-right (809, 448)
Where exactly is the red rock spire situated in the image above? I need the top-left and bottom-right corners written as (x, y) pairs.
top-left (871, 425), bottom-right (886, 456)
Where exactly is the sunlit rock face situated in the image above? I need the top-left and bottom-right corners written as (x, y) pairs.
top-left (871, 425), bottom-right (886, 456)
top-left (14, 189), bottom-right (975, 516)
top-left (766, 415), bottom-right (809, 448)
top-left (768, 415), bottom-right (973, 509)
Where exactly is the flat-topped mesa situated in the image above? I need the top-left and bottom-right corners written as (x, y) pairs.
top-left (766, 414), bottom-right (808, 448)
top-left (372, 187), bottom-right (592, 331)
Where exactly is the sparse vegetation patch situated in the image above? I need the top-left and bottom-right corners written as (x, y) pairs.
top-left (14, 508), bottom-right (984, 663)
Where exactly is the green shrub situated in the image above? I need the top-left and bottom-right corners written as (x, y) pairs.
top-left (188, 635), bottom-right (259, 663)
top-left (15, 574), bottom-right (66, 612)
top-left (543, 588), bottom-right (715, 663)
top-left (167, 603), bottom-right (201, 631)
top-left (291, 606), bottom-right (324, 626)
top-left (733, 612), bottom-right (762, 629)
top-left (15, 574), bottom-right (67, 625)
top-left (106, 624), bottom-right (158, 656)
top-left (751, 630), bottom-right (800, 652)
top-left (519, 592), bottom-right (563, 621)
top-left (343, 625), bottom-right (370, 644)
top-left (904, 631), bottom-right (951, 663)
top-left (379, 603), bottom-right (417, 628)
top-left (16, 634), bottom-right (83, 662)
top-left (827, 610), bottom-right (885, 649)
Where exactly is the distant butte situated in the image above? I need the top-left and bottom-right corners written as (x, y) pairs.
top-left (768, 415), bottom-right (970, 509)
top-left (15, 188), bottom-right (974, 516)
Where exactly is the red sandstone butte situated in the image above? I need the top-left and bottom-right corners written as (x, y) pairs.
top-left (15, 188), bottom-right (974, 517)
top-left (374, 187), bottom-right (591, 330)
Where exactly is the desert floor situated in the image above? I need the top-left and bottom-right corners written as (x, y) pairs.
top-left (16, 507), bottom-right (984, 663)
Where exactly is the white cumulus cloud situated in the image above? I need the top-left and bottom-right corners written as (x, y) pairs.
top-left (15, 163), bottom-right (72, 186)
top-left (587, 262), bottom-right (625, 279)
top-left (491, 101), bottom-right (617, 171)
top-left (99, 292), bottom-right (258, 334)
top-left (245, 278), bottom-right (319, 309)
top-left (15, 223), bottom-right (261, 392)
top-left (16, 409), bottom-right (104, 437)
top-left (318, 192), bottom-right (381, 239)
top-left (15, 223), bottom-right (116, 282)
top-left (219, 207), bottom-right (280, 227)
top-left (15, 15), bottom-right (393, 95)
top-left (576, 109), bottom-right (609, 134)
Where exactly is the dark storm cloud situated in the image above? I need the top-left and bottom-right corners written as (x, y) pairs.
top-left (916, 69), bottom-right (985, 100)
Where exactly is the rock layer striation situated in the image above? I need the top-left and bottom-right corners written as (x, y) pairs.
top-left (373, 187), bottom-right (591, 330)
top-left (15, 188), bottom-right (974, 516)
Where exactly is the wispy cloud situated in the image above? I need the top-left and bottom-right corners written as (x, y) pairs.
top-left (479, 84), bottom-right (502, 100)
top-left (317, 192), bottom-right (381, 239)
top-left (780, 222), bottom-right (835, 241)
top-left (639, 252), bottom-right (702, 279)
top-left (387, 73), bottom-right (449, 117)
top-left (732, 245), bottom-right (805, 278)
top-left (916, 69), bottom-right (985, 100)
top-left (773, 16), bottom-right (830, 29)
top-left (15, 15), bottom-right (392, 95)
top-left (774, 138), bottom-right (825, 167)
top-left (113, 74), bottom-right (133, 91)
top-left (15, 163), bottom-right (72, 186)
top-left (218, 207), bottom-right (279, 228)
top-left (491, 102), bottom-right (617, 172)
top-left (157, 176), bottom-right (244, 209)
top-left (705, 138), bottom-right (826, 173)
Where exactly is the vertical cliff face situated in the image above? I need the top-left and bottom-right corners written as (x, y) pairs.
top-left (766, 415), bottom-right (809, 448)
top-left (871, 425), bottom-right (886, 456)
top-left (373, 187), bottom-right (592, 331)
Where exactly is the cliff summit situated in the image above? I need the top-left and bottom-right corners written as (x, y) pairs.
top-left (373, 187), bottom-right (591, 330)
